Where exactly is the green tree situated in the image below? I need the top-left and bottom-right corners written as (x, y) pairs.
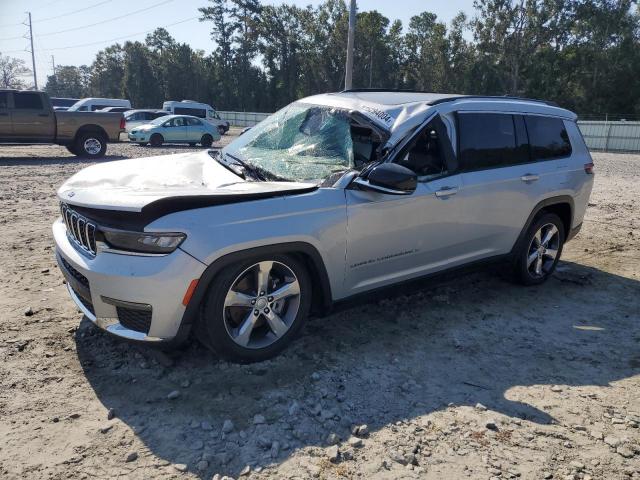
top-left (44, 65), bottom-right (90, 97)
top-left (122, 42), bottom-right (163, 107)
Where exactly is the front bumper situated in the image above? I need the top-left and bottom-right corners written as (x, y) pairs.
top-left (128, 132), bottom-right (150, 143)
top-left (53, 218), bottom-right (207, 343)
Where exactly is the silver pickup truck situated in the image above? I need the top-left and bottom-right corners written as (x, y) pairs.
top-left (0, 90), bottom-right (124, 158)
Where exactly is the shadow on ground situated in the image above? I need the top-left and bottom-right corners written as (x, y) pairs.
top-left (75, 260), bottom-right (640, 478)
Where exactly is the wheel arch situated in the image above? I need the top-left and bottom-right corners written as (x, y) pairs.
top-left (74, 124), bottom-right (108, 142)
top-left (511, 195), bottom-right (574, 256)
top-left (180, 242), bottom-right (333, 332)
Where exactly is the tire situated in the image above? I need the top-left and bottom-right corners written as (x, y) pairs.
top-left (196, 254), bottom-right (312, 363)
top-left (150, 133), bottom-right (164, 147)
top-left (217, 126), bottom-right (226, 136)
top-left (65, 144), bottom-right (78, 155)
top-left (201, 134), bottom-right (213, 148)
top-left (74, 132), bottom-right (107, 158)
top-left (512, 212), bottom-right (565, 285)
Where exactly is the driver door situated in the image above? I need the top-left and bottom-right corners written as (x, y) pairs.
top-left (164, 117), bottom-right (187, 142)
top-left (344, 116), bottom-right (466, 296)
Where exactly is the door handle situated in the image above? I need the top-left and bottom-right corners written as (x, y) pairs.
top-left (521, 174), bottom-right (539, 182)
top-left (434, 186), bottom-right (458, 198)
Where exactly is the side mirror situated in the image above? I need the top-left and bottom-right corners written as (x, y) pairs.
top-left (353, 163), bottom-right (417, 195)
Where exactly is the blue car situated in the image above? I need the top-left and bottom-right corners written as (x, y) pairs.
top-left (128, 114), bottom-right (221, 147)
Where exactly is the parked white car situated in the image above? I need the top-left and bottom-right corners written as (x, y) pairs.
top-left (68, 98), bottom-right (131, 112)
top-left (123, 109), bottom-right (170, 132)
top-left (162, 100), bottom-right (230, 135)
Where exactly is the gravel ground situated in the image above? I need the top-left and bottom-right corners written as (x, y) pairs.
top-left (0, 140), bottom-right (638, 480)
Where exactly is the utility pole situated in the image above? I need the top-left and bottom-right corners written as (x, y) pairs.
top-left (51, 55), bottom-right (56, 76)
top-left (344, 0), bottom-right (356, 90)
top-left (27, 12), bottom-right (38, 90)
top-left (368, 44), bottom-right (373, 88)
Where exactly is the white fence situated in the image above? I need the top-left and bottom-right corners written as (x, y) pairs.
top-left (219, 111), bottom-right (640, 153)
top-left (577, 121), bottom-right (640, 152)
top-left (218, 111), bottom-right (271, 127)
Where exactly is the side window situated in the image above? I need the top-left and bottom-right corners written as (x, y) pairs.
top-left (0, 92), bottom-right (8, 108)
top-left (187, 117), bottom-right (202, 126)
top-left (525, 115), bottom-right (572, 159)
top-left (396, 121), bottom-right (449, 179)
top-left (458, 113), bottom-right (527, 171)
top-left (13, 92), bottom-right (43, 110)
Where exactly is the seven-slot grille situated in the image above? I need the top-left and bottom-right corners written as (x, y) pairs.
top-left (60, 203), bottom-right (97, 256)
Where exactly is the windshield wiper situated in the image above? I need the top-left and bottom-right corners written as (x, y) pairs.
top-left (223, 152), bottom-right (267, 181)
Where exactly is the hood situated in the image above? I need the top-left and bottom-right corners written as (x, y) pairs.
top-left (57, 150), bottom-right (317, 213)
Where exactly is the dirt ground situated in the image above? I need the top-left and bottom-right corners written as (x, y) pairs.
top-left (0, 135), bottom-right (638, 480)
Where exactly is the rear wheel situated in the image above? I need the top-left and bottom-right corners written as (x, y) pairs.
top-left (74, 132), bottom-right (107, 158)
top-left (513, 212), bottom-right (565, 285)
top-left (201, 134), bottom-right (213, 148)
top-left (196, 254), bottom-right (311, 363)
top-left (150, 133), bottom-right (163, 147)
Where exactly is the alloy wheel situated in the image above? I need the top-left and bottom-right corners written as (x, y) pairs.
top-left (527, 223), bottom-right (560, 278)
top-left (223, 261), bottom-right (301, 349)
top-left (83, 137), bottom-right (102, 155)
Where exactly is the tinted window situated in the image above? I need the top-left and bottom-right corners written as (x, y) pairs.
top-left (174, 107), bottom-right (206, 118)
top-left (186, 117), bottom-right (202, 126)
top-left (14, 92), bottom-right (43, 110)
top-left (458, 113), bottom-right (530, 170)
top-left (0, 92), bottom-right (7, 109)
top-left (525, 116), bottom-right (571, 159)
top-left (91, 105), bottom-right (109, 111)
top-left (397, 121), bottom-right (448, 178)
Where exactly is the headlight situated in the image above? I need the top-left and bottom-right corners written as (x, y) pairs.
top-left (102, 230), bottom-right (186, 254)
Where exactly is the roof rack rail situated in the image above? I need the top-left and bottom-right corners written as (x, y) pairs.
top-left (340, 88), bottom-right (438, 94)
top-left (427, 95), bottom-right (559, 107)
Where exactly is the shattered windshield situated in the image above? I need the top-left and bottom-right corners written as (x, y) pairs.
top-left (222, 102), bottom-right (359, 183)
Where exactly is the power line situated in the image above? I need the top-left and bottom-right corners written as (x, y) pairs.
top-left (39, 16), bottom-right (198, 51)
top-left (37, 0), bottom-right (174, 37)
top-left (34, 0), bottom-right (114, 23)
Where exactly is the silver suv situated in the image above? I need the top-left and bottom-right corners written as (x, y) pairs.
top-left (53, 90), bottom-right (594, 362)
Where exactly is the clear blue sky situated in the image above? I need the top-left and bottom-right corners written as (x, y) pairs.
top-left (0, 0), bottom-right (475, 87)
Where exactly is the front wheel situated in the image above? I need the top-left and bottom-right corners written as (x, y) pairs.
top-left (75, 132), bottom-right (107, 158)
top-left (201, 134), bottom-right (213, 148)
top-left (150, 133), bottom-right (164, 147)
top-left (513, 212), bottom-right (565, 285)
top-left (217, 126), bottom-right (226, 136)
top-left (196, 255), bottom-right (312, 363)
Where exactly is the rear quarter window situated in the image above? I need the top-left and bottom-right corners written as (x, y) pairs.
top-left (525, 116), bottom-right (572, 160)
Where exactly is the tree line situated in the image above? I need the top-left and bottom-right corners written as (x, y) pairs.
top-left (10, 0), bottom-right (640, 116)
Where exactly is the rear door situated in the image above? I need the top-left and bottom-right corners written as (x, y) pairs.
top-left (186, 117), bottom-right (204, 141)
top-left (11, 92), bottom-right (55, 141)
top-left (0, 92), bottom-right (11, 140)
top-left (454, 112), bottom-right (544, 257)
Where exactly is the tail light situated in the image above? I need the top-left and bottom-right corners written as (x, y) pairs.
top-left (119, 116), bottom-right (125, 130)
top-left (584, 162), bottom-right (594, 174)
